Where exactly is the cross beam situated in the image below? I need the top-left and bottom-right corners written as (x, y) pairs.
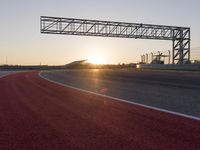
top-left (40, 16), bottom-right (190, 64)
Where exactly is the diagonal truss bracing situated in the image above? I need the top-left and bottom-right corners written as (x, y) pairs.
top-left (40, 16), bottom-right (190, 64)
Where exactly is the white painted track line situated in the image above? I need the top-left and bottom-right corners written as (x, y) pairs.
top-left (39, 71), bottom-right (200, 121)
top-left (0, 72), bottom-right (14, 78)
top-left (0, 71), bottom-right (28, 79)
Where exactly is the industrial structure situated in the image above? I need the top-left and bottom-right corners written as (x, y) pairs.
top-left (40, 16), bottom-right (190, 64)
top-left (141, 50), bottom-right (171, 64)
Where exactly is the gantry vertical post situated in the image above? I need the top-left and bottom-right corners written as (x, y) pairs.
top-left (172, 28), bottom-right (190, 64)
top-left (173, 38), bottom-right (175, 64)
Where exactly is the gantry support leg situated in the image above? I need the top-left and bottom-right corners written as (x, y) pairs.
top-left (172, 28), bottom-right (190, 64)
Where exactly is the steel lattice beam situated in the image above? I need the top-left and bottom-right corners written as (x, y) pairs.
top-left (40, 16), bottom-right (190, 64)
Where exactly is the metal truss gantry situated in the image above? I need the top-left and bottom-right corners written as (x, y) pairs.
top-left (40, 16), bottom-right (190, 64)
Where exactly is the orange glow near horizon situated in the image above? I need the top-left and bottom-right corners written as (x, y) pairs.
top-left (87, 52), bottom-right (107, 64)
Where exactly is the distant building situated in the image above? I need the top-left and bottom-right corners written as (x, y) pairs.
top-left (65, 60), bottom-right (90, 69)
top-left (191, 60), bottom-right (200, 64)
top-left (66, 60), bottom-right (88, 65)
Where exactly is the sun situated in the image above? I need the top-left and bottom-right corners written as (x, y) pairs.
top-left (88, 53), bottom-right (106, 64)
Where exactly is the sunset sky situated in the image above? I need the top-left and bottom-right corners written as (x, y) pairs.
top-left (1, 0), bottom-right (200, 65)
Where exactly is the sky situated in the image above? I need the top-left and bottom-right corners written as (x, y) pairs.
top-left (0, 0), bottom-right (200, 65)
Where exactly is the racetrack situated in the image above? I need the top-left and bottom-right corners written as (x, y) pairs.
top-left (0, 71), bottom-right (200, 150)
top-left (41, 69), bottom-right (200, 117)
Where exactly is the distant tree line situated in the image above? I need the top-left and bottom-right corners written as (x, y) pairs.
top-left (0, 65), bottom-right (65, 71)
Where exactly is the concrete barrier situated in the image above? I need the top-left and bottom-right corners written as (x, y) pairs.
top-left (137, 64), bottom-right (200, 71)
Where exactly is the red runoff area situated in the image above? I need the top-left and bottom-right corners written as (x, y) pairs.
top-left (0, 72), bottom-right (200, 150)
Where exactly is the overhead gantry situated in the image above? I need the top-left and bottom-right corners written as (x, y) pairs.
top-left (40, 16), bottom-right (190, 64)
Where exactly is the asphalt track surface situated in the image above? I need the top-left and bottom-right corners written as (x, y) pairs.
top-left (0, 71), bottom-right (200, 150)
top-left (41, 69), bottom-right (200, 117)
